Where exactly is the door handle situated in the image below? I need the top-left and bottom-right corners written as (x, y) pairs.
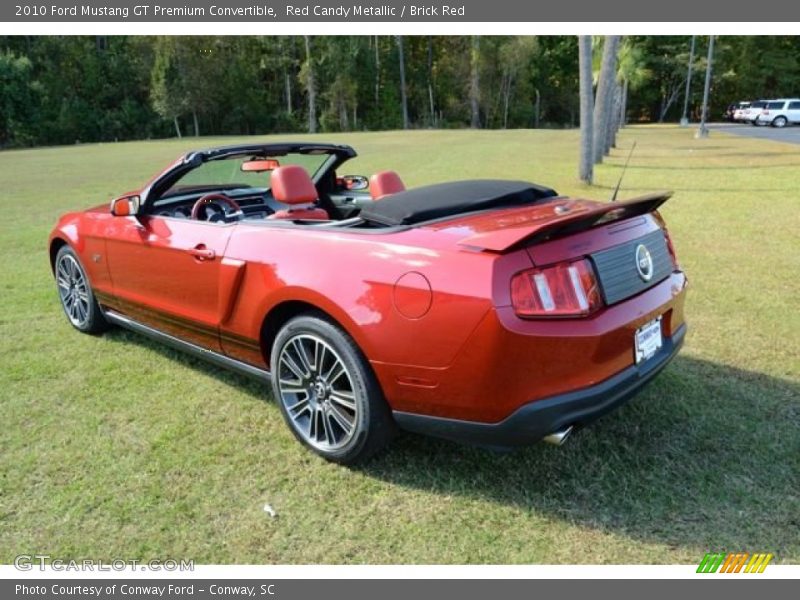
top-left (189, 244), bottom-right (215, 260)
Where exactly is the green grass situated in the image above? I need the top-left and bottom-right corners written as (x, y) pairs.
top-left (1, 126), bottom-right (798, 564)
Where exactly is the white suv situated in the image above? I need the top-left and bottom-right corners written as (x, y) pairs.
top-left (755, 99), bottom-right (800, 128)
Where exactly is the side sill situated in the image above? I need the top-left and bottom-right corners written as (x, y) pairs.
top-left (103, 309), bottom-right (271, 382)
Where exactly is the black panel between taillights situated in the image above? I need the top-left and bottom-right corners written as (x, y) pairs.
top-left (589, 229), bottom-right (673, 305)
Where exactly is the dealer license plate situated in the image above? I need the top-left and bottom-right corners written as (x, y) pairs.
top-left (635, 317), bottom-right (663, 364)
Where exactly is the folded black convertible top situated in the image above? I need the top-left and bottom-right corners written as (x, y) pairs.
top-left (358, 179), bottom-right (559, 227)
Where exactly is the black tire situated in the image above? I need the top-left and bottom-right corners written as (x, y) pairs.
top-left (270, 314), bottom-right (396, 464)
top-left (54, 245), bottom-right (109, 334)
top-left (772, 116), bottom-right (788, 128)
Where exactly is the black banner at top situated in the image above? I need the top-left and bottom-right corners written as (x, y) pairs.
top-left (3, 0), bottom-right (798, 22)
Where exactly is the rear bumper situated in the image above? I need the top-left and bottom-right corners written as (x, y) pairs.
top-left (393, 324), bottom-right (686, 449)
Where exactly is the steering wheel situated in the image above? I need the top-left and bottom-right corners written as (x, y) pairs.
top-left (190, 193), bottom-right (242, 221)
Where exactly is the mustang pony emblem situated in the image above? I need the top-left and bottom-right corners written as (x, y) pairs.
top-left (635, 243), bottom-right (654, 282)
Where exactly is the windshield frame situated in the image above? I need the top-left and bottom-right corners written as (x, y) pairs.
top-left (140, 142), bottom-right (356, 208)
top-left (158, 151), bottom-right (335, 201)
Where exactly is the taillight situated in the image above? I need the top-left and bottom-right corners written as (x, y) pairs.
top-left (511, 258), bottom-right (602, 318)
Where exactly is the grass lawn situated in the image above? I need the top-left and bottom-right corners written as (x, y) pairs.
top-left (0, 125), bottom-right (798, 564)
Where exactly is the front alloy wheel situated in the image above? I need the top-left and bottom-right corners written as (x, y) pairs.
top-left (271, 315), bottom-right (395, 464)
top-left (54, 245), bottom-right (108, 333)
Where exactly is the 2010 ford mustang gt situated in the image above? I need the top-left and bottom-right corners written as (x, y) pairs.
top-left (49, 141), bottom-right (687, 464)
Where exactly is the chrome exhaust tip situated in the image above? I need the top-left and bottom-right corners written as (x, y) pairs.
top-left (543, 426), bottom-right (573, 446)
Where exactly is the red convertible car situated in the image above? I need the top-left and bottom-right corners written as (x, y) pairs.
top-left (49, 142), bottom-right (687, 463)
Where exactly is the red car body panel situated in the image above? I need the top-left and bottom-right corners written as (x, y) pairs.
top-left (49, 144), bottom-right (687, 444)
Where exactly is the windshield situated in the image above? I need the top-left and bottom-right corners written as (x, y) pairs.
top-left (163, 152), bottom-right (331, 198)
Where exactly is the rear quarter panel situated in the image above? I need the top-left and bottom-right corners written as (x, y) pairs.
top-left (221, 225), bottom-right (499, 370)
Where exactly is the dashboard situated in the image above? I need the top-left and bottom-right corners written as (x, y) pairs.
top-left (151, 189), bottom-right (286, 223)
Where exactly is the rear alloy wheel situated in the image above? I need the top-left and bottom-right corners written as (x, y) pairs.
top-left (772, 116), bottom-right (788, 128)
top-left (271, 315), bottom-right (395, 464)
top-left (55, 245), bottom-right (108, 334)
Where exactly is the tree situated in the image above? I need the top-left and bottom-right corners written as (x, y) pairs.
top-left (696, 35), bottom-right (715, 138)
top-left (426, 36), bottom-right (436, 127)
top-left (7, 34), bottom-right (800, 148)
top-left (396, 36), bottom-right (409, 129)
top-left (300, 35), bottom-right (317, 133)
top-left (498, 37), bottom-right (538, 129)
top-left (578, 36), bottom-right (594, 184)
top-left (150, 37), bottom-right (187, 138)
top-left (616, 40), bottom-right (651, 127)
top-left (469, 36), bottom-right (481, 128)
top-left (0, 51), bottom-right (39, 146)
top-left (680, 35), bottom-right (696, 125)
top-left (592, 35), bottom-right (620, 164)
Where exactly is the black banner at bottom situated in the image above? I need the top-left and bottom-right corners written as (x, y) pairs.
top-left (2, 579), bottom-right (791, 600)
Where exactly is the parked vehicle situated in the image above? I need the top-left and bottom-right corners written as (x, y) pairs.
top-left (754, 98), bottom-right (800, 127)
top-left (727, 101), bottom-right (749, 121)
top-left (49, 142), bottom-right (688, 463)
top-left (737, 100), bottom-right (767, 124)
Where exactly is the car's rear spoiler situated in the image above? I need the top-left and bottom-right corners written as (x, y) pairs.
top-left (457, 191), bottom-right (673, 252)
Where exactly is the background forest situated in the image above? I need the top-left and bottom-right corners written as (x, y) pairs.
top-left (2, 35), bottom-right (799, 148)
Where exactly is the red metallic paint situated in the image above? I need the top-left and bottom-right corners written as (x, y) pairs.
top-left (49, 163), bottom-right (687, 428)
top-left (102, 215), bottom-right (235, 350)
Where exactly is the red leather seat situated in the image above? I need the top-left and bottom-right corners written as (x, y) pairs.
top-left (369, 171), bottom-right (406, 200)
top-left (268, 164), bottom-right (329, 220)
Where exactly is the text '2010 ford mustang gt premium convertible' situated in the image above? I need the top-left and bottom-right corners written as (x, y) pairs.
top-left (49, 142), bottom-right (687, 464)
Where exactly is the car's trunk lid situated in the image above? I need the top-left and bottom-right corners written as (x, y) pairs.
top-left (444, 191), bottom-right (672, 252)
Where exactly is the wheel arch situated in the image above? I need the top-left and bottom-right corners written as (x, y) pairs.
top-left (49, 237), bottom-right (70, 273)
top-left (258, 297), bottom-right (370, 366)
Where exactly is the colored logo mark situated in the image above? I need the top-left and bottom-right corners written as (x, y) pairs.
top-left (697, 552), bottom-right (774, 573)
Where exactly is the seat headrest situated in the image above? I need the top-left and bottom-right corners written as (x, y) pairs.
top-left (271, 165), bottom-right (319, 205)
top-left (369, 170), bottom-right (406, 200)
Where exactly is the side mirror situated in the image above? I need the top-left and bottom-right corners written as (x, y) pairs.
top-left (340, 175), bottom-right (369, 191)
top-left (111, 194), bottom-right (140, 217)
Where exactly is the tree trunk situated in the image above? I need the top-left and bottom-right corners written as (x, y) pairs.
top-left (593, 35), bottom-right (620, 164)
top-left (681, 35), bottom-right (696, 123)
top-left (502, 73), bottom-right (511, 129)
top-left (658, 84), bottom-right (681, 122)
top-left (304, 36), bottom-right (317, 134)
top-left (374, 35), bottom-right (380, 104)
top-left (339, 100), bottom-right (349, 131)
top-left (173, 116), bottom-right (182, 139)
top-left (285, 72), bottom-right (293, 115)
top-left (620, 78), bottom-right (629, 127)
top-left (470, 36), bottom-right (481, 128)
top-left (696, 35), bottom-right (715, 138)
top-left (578, 36), bottom-right (594, 184)
top-left (397, 36), bottom-right (409, 129)
top-left (606, 82), bottom-right (621, 153)
top-left (429, 85), bottom-right (436, 128)
top-left (427, 36), bottom-right (435, 127)
top-left (192, 110), bottom-right (199, 137)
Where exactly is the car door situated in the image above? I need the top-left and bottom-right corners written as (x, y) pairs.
top-left (104, 214), bottom-right (235, 352)
top-left (788, 101), bottom-right (800, 124)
